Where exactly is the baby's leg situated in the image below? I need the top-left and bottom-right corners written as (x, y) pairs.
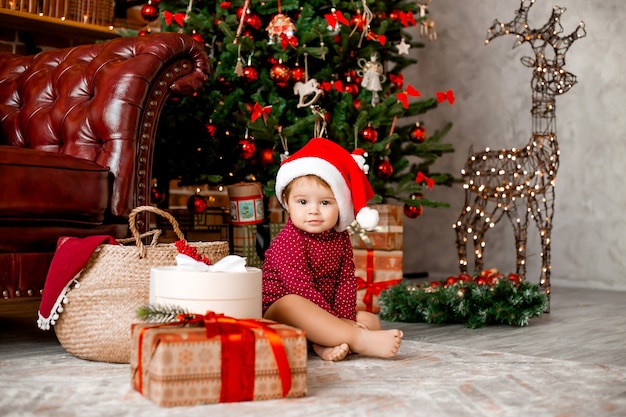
top-left (356, 310), bottom-right (381, 330)
top-left (264, 294), bottom-right (402, 358)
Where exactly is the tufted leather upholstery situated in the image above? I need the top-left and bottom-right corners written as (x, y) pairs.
top-left (0, 33), bottom-right (210, 301)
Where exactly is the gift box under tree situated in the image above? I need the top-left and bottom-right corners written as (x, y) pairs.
top-left (351, 204), bottom-right (404, 313)
top-left (131, 314), bottom-right (307, 407)
top-left (349, 204), bottom-right (403, 251)
top-left (231, 223), bottom-right (285, 268)
top-left (353, 249), bottom-right (403, 313)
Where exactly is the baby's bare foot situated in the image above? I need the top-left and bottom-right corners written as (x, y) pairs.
top-left (313, 343), bottom-right (350, 361)
top-left (353, 329), bottom-right (403, 358)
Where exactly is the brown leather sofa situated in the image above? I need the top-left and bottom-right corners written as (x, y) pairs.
top-left (0, 33), bottom-right (210, 301)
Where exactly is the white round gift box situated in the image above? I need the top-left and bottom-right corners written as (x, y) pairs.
top-left (149, 266), bottom-right (262, 318)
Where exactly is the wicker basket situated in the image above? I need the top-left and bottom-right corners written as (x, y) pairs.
top-left (53, 206), bottom-right (229, 364)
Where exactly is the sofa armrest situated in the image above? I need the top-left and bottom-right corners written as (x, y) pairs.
top-left (0, 33), bottom-right (210, 228)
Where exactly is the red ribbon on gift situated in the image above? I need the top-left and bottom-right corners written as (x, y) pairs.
top-left (356, 249), bottom-right (402, 312)
top-left (135, 312), bottom-right (292, 402)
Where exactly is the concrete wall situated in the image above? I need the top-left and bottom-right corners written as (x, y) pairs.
top-left (402, 0), bottom-right (626, 290)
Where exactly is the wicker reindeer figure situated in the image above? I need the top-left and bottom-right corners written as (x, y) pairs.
top-left (453, 0), bottom-right (586, 306)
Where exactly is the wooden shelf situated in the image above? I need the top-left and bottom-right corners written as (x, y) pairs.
top-left (0, 8), bottom-right (119, 42)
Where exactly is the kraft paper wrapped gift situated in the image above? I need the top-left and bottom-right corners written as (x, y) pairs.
top-left (349, 204), bottom-right (403, 250)
top-left (131, 315), bottom-right (307, 407)
top-left (353, 249), bottom-right (403, 313)
top-left (231, 223), bottom-right (285, 269)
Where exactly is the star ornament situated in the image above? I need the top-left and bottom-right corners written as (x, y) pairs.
top-left (395, 38), bottom-right (410, 55)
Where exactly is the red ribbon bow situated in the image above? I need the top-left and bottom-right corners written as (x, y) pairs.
top-left (280, 34), bottom-right (298, 50)
top-left (398, 11), bottom-right (416, 27)
top-left (436, 89), bottom-right (455, 105)
top-left (163, 10), bottom-right (185, 26)
top-left (396, 84), bottom-right (421, 108)
top-left (251, 102), bottom-right (272, 123)
top-left (388, 73), bottom-right (404, 89)
top-left (324, 9), bottom-right (350, 30)
top-left (366, 32), bottom-right (387, 46)
top-left (415, 171), bottom-right (435, 189)
top-left (134, 312), bottom-right (292, 403)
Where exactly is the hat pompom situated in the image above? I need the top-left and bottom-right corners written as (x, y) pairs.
top-left (356, 206), bottom-right (379, 231)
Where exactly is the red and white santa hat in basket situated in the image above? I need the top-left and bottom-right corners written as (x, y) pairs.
top-left (275, 137), bottom-right (379, 232)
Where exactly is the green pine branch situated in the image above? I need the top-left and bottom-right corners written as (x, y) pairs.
top-left (379, 277), bottom-right (548, 328)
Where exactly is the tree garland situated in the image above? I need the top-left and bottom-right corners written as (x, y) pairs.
top-left (379, 269), bottom-right (548, 328)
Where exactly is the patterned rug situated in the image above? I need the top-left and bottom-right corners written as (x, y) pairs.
top-left (1, 340), bottom-right (625, 417)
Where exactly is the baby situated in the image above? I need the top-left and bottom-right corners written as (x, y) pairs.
top-left (262, 138), bottom-right (403, 361)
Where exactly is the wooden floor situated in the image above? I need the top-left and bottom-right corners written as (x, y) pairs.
top-left (1, 285), bottom-right (624, 367)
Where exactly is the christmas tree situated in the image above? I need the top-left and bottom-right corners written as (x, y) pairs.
top-left (139, 0), bottom-right (455, 215)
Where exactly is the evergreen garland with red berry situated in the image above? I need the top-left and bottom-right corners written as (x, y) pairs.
top-left (135, 0), bottom-right (455, 216)
top-left (379, 269), bottom-right (548, 328)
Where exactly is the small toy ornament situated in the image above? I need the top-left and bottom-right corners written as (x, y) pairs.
top-left (410, 122), bottom-right (427, 143)
top-left (395, 38), bottom-right (410, 55)
top-left (266, 13), bottom-right (297, 44)
top-left (357, 53), bottom-right (386, 106)
top-left (351, 149), bottom-right (369, 174)
top-left (293, 79), bottom-right (323, 108)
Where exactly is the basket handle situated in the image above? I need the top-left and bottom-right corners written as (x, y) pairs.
top-left (128, 206), bottom-right (186, 257)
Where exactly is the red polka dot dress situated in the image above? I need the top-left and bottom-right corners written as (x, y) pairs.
top-left (262, 218), bottom-right (357, 321)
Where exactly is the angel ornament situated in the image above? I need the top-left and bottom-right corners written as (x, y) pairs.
top-left (358, 53), bottom-right (386, 106)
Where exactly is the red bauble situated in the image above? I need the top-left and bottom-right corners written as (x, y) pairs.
top-left (187, 194), bottom-right (207, 214)
top-left (410, 123), bottom-right (427, 143)
top-left (259, 148), bottom-right (275, 165)
top-left (359, 125), bottom-right (378, 144)
top-left (353, 98), bottom-right (361, 110)
top-left (140, 3), bottom-right (159, 22)
top-left (290, 66), bottom-right (306, 83)
top-left (242, 66), bottom-right (259, 83)
top-left (344, 82), bottom-right (359, 96)
top-left (270, 63), bottom-right (291, 88)
top-left (238, 139), bottom-right (257, 159)
top-left (374, 159), bottom-right (393, 179)
top-left (150, 184), bottom-right (166, 204)
top-left (191, 33), bottom-right (205, 44)
top-left (138, 29), bottom-right (150, 36)
top-left (244, 13), bottom-right (262, 30)
top-left (403, 203), bottom-right (423, 219)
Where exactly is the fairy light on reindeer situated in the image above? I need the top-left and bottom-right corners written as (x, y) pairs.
top-left (453, 0), bottom-right (586, 309)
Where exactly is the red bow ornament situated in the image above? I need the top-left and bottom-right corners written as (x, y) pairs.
top-left (398, 11), bottom-right (416, 27)
top-left (251, 102), bottom-right (272, 123)
top-left (163, 10), bottom-right (186, 26)
top-left (280, 33), bottom-right (298, 50)
top-left (325, 9), bottom-right (350, 30)
top-left (436, 89), bottom-right (455, 105)
top-left (396, 84), bottom-right (421, 108)
top-left (415, 171), bottom-right (435, 189)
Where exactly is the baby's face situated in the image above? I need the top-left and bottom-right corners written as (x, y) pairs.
top-left (285, 176), bottom-right (339, 234)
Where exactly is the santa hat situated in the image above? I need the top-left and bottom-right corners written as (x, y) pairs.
top-left (275, 138), bottom-right (379, 232)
